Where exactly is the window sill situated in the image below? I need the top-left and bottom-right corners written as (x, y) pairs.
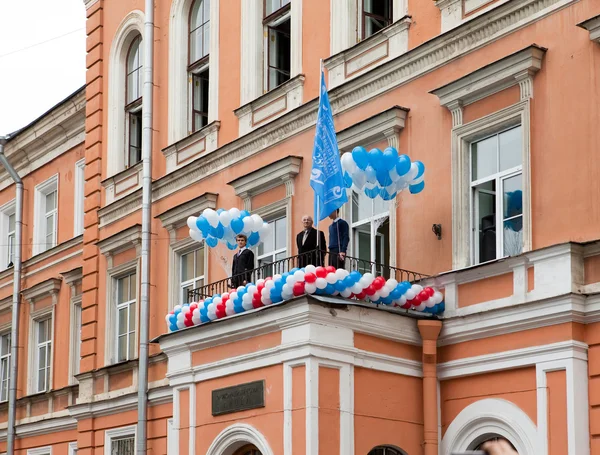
top-left (324, 16), bottom-right (411, 90)
top-left (234, 75), bottom-right (305, 136)
top-left (101, 161), bottom-right (144, 205)
top-left (161, 121), bottom-right (220, 174)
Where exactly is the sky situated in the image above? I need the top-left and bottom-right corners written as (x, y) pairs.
top-left (0, 0), bottom-right (86, 136)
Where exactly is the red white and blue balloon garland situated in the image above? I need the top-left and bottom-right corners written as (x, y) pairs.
top-left (165, 265), bottom-right (444, 332)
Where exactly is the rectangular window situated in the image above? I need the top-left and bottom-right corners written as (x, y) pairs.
top-left (36, 318), bottom-right (52, 393)
top-left (74, 159), bottom-right (85, 237)
top-left (192, 69), bottom-right (209, 132)
top-left (264, 1), bottom-right (291, 91)
top-left (116, 272), bottom-right (137, 362)
top-left (34, 176), bottom-right (59, 255)
top-left (110, 436), bottom-right (134, 455)
top-left (180, 247), bottom-right (205, 303)
top-left (127, 108), bottom-right (142, 167)
top-left (471, 125), bottom-right (523, 264)
top-left (7, 213), bottom-right (15, 267)
top-left (257, 216), bottom-right (287, 276)
top-left (72, 299), bottom-right (82, 378)
top-left (0, 333), bottom-right (10, 402)
top-left (362, 0), bottom-right (393, 39)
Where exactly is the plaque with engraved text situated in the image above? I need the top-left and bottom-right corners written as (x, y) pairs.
top-left (211, 380), bottom-right (265, 416)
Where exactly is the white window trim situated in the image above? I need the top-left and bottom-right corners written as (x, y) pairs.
top-left (74, 158), bottom-right (85, 237)
top-left (115, 271), bottom-right (137, 363)
top-left (105, 260), bottom-right (139, 366)
top-left (104, 425), bottom-right (136, 455)
top-left (240, 0), bottom-right (302, 105)
top-left (27, 306), bottom-right (55, 395)
top-left (451, 101), bottom-right (531, 269)
top-left (33, 174), bottom-right (59, 256)
top-left (263, 7), bottom-right (292, 93)
top-left (168, 0), bottom-right (220, 144)
top-left (206, 423), bottom-right (274, 455)
top-left (252, 198), bottom-right (291, 265)
top-left (107, 10), bottom-right (145, 177)
top-left (68, 442), bottom-right (77, 455)
top-left (348, 191), bottom-right (390, 267)
top-left (0, 199), bottom-right (16, 270)
top-left (171, 239), bottom-right (207, 307)
top-left (27, 447), bottom-right (52, 455)
top-left (0, 331), bottom-right (11, 403)
top-left (68, 293), bottom-right (82, 385)
top-left (257, 214), bottom-right (287, 269)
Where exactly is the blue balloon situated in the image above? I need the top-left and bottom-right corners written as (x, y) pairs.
top-left (169, 323), bottom-right (179, 332)
top-left (200, 313), bottom-right (210, 323)
top-left (214, 223), bottom-right (225, 238)
top-left (271, 293), bottom-right (283, 303)
top-left (376, 169), bottom-right (392, 187)
top-left (240, 210), bottom-right (251, 218)
top-left (383, 147), bottom-right (399, 170)
top-left (248, 231), bottom-right (260, 245)
top-left (335, 280), bottom-right (346, 292)
top-left (274, 280), bottom-right (284, 290)
top-left (365, 186), bottom-right (380, 199)
top-left (227, 241), bottom-right (237, 250)
top-left (231, 217), bottom-right (244, 234)
top-left (381, 296), bottom-right (393, 305)
top-left (216, 208), bottom-right (225, 214)
top-left (390, 289), bottom-right (401, 300)
top-left (233, 304), bottom-right (245, 314)
top-left (380, 189), bottom-right (397, 201)
top-left (414, 161), bottom-right (425, 179)
top-left (368, 148), bottom-right (384, 171)
top-left (205, 236), bottom-right (218, 248)
top-left (343, 276), bottom-right (354, 288)
top-left (350, 271), bottom-right (361, 282)
top-left (352, 146), bottom-right (369, 170)
top-left (315, 287), bottom-right (326, 295)
top-left (409, 181), bottom-right (425, 194)
top-left (396, 154), bottom-right (411, 176)
top-left (324, 284), bottom-right (335, 294)
top-left (290, 268), bottom-right (299, 273)
top-left (168, 314), bottom-right (177, 324)
top-left (196, 216), bottom-right (210, 236)
top-left (343, 172), bottom-right (353, 188)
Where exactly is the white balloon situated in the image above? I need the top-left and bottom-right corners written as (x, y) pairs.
top-left (399, 295), bottom-right (407, 305)
top-left (251, 214), bottom-right (263, 230)
top-left (416, 302), bottom-right (427, 312)
top-left (176, 319), bottom-right (185, 329)
top-left (229, 292), bottom-right (238, 302)
top-left (164, 314), bottom-right (171, 324)
top-left (242, 293), bottom-right (252, 304)
top-left (379, 287), bottom-right (390, 298)
top-left (213, 297), bottom-right (222, 306)
top-left (229, 207), bottom-right (241, 219)
top-left (325, 273), bottom-right (337, 284)
top-left (412, 284), bottom-right (423, 294)
top-left (242, 300), bottom-right (253, 310)
top-left (351, 283), bottom-right (363, 294)
top-left (174, 305), bottom-right (182, 313)
top-left (242, 216), bottom-right (255, 233)
top-left (273, 274), bottom-right (282, 281)
top-left (405, 289), bottom-right (416, 300)
top-left (341, 289), bottom-right (352, 298)
top-left (282, 291), bottom-right (293, 300)
top-left (316, 278), bottom-right (327, 289)
top-left (362, 273), bottom-right (375, 285)
top-left (191, 316), bottom-right (200, 325)
top-left (341, 153), bottom-right (357, 174)
top-left (261, 288), bottom-right (270, 297)
top-left (282, 283), bottom-right (293, 295)
top-left (305, 265), bottom-right (317, 274)
top-left (407, 162), bottom-right (419, 182)
top-left (293, 270), bottom-right (305, 282)
top-left (426, 297), bottom-right (436, 308)
top-left (262, 298), bottom-right (272, 306)
top-left (386, 279), bottom-right (399, 289)
top-left (352, 171), bottom-right (366, 189)
top-left (247, 285), bottom-right (257, 296)
top-left (433, 292), bottom-right (444, 304)
top-left (207, 310), bottom-right (217, 320)
top-left (259, 223), bottom-right (270, 239)
top-left (225, 305), bottom-right (235, 316)
top-left (237, 286), bottom-right (245, 293)
top-left (265, 280), bottom-right (275, 289)
top-left (286, 275), bottom-right (296, 286)
top-left (305, 283), bottom-right (317, 294)
top-left (389, 166), bottom-right (400, 182)
top-left (207, 303), bottom-right (216, 312)
top-left (219, 211), bottom-right (232, 226)
top-left (256, 279), bottom-right (265, 286)
top-left (203, 209), bottom-right (219, 228)
top-left (187, 216), bottom-right (198, 230)
top-left (365, 165), bottom-right (377, 183)
top-left (190, 229), bottom-right (204, 242)
top-left (335, 269), bottom-right (347, 281)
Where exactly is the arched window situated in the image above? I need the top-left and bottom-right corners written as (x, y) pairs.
top-left (125, 35), bottom-right (143, 167)
top-left (469, 434), bottom-right (518, 451)
top-left (232, 444), bottom-right (262, 455)
top-left (189, 0), bottom-right (210, 132)
top-left (368, 446), bottom-right (406, 455)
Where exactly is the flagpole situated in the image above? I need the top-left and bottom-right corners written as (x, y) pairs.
top-left (316, 58), bottom-right (324, 255)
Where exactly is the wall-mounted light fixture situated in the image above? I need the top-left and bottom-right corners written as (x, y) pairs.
top-left (432, 224), bottom-right (442, 240)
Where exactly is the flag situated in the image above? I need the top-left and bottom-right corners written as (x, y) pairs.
top-left (310, 71), bottom-right (348, 221)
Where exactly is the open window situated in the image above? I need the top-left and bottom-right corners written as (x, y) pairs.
top-left (264, 0), bottom-right (291, 91)
top-left (125, 35), bottom-right (143, 168)
top-left (362, 0), bottom-right (393, 39)
top-left (189, 0), bottom-right (210, 132)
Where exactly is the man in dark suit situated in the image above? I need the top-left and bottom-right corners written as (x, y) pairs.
top-left (328, 209), bottom-right (349, 269)
top-left (231, 234), bottom-right (255, 288)
top-left (296, 215), bottom-right (326, 267)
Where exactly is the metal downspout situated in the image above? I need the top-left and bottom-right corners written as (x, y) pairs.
top-left (137, 0), bottom-right (154, 453)
top-left (0, 136), bottom-right (23, 455)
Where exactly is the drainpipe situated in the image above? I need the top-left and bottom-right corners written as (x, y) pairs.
top-left (0, 136), bottom-right (23, 455)
top-left (137, 0), bottom-right (154, 453)
top-left (417, 320), bottom-right (442, 455)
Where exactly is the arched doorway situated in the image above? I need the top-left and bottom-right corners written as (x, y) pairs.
top-left (368, 445), bottom-right (407, 455)
top-left (232, 444), bottom-right (262, 455)
top-left (469, 434), bottom-right (518, 451)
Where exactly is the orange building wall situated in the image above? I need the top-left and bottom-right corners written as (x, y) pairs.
top-left (546, 370), bottom-right (568, 455)
top-left (319, 366), bottom-right (340, 455)
top-left (587, 322), bottom-right (600, 455)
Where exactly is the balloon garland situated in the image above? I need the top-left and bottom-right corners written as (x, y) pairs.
top-left (165, 265), bottom-right (444, 332)
top-left (341, 146), bottom-right (425, 200)
top-left (187, 208), bottom-right (270, 249)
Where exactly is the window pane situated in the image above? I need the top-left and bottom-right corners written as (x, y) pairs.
top-left (504, 217), bottom-right (523, 257)
top-left (117, 276), bottom-right (128, 304)
top-left (474, 180), bottom-right (496, 263)
top-left (128, 111), bottom-right (142, 166)
top-left (129, 272), bottom-right (137, 300)
top-left (266, 0), bottom-right (289, 16)
top-left (8, 214), bottom-right (15, 232)
top-left (118, 335), bottom-right (127, 362)
top-left (471, 135), bottom-right (497, 180)
top-left (129, 333), bottom-right (135, 360)
top-left (129, 302), bottom-right (136, 332)
top-left (118, 307), bottom-right (127, 336)
top-left (38, 345), bottom-right (46, 371)
top-left (182, 284), bottom-right (192, 303)
top-left (181, 252), bottom-right (194, 282)
top-left (267, 18), bottom-right (291, 90)
top-left (112, 437), bottom-right (135, 455)
top-left (499, 126), bottom-right (522, 171)
top-left (258, 222), bottom-right (274, 256)
top-left (38, 320), bottom-right (48, 343)
top-left (126, 36), bottom-right (142, 103)
top-left (38, 365), bottom-right (46, 392)
top-left (503, 174), bottom-right (523, 219)
top-left (1, 334), bottom-right (10, 356)
top-left (203, 21), bottom-right (210, 57)
top-left (195, 248), bottom-right (204, 276)
top-left (46, 214), bottom-right (54, 238)
top-left (275, 218), bottom-right (286, 250)
top-left (45, 191), bottom-right (56, 212)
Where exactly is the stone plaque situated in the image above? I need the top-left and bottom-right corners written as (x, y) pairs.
top-left (211, 380), bottom-right (265, 416)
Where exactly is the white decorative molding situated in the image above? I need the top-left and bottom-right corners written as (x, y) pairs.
top-left (60, 266), bottom-right (83, 288)
top-left (97, 224), bottom-right (142, 259)
top-left (337, 106), bottom-right (409, 152)
top-left (106, 10), bottom-right (145, 177)
top-left (447, 100), bottom-right (464, 127)
top-left (441, 398), bottom-right (538, 454)
top-left (162, 121), bottom-right (220, 174)
top-left (235, 76), bottom-right (305, 136)
top-left (104, 425), bottom-right (136, 455)
top-left (0, 89), bottom-right (85, 192)
top-left (431, 45), bottom-right (546, 108)
top-left (68, 442), bottom-right (77, 455)
top-left (577, 15), bottom-right (600, 44)
top-left (83, 0), bottom-right (99, 8)
top-left (465, 0), bottom-right (496, 14)
top-left (22, 278), bottom-right (61, 305)
top-left (325, 17), bottom-right (411, 89)
top-left (228, 155), bottom-right (303, 201)
top-left (205, 423), bottom-right (275, 455)
top-left (168, 0), bottom-right (220, 144)
top-left (239, 0), bottom-right (263, 105)
top-left (27, 446), bottom-right (53, 455)
top-left (435, 0), bottom-right (462, 32)
top-left (156, 192), bottom-right (218, 237)
top-left (102, 161), bottom-right (143, 204)
top-left (97, 0), bottom-right (574, 228)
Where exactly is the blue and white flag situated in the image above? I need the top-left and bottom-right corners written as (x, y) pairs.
top-left (310, 71), bottom-right (348, 221)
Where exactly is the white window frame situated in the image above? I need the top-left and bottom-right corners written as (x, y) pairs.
top-left (27, 447), bottom-right (52, 455)
top-left (252, 198), bottom-right (291, 272)
top-left (33, 174), bottom-right (59, 256)
top-left (105, 260), bottom-right (139, 365)
top-left (470, 125), bottom-right (523, 265)
top-left (451, 101), bottom-right (531, 269)
top-left (179, 245), bottom-right (206, 304)
top-left (74, 159), bottom-right (85, 237)
top-left (0, 331), bottom-right (10, 403)
top-left (69, 293), bottom-right (82, 384)
top-left (256, 214), bottom-right (288, 271)
top-left (68, 442), bottom-right (77, 455)
top-left (358, 0), bottom-right (395, 41)
top-left (0, 199), bottom-right (16, 270)
top-left (115, 270), bottom-right (137, 363)
top-left (263, 4), bottom-right (291, 93)
top-left (29, 312), bottom-right (53, 394)
top-left (104, 425), bottom-right (136, 455)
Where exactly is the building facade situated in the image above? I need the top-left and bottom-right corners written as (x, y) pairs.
top-left (0, 0), bottom-right (599, 453)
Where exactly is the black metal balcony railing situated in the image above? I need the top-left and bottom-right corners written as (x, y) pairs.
top-left (188, 248), bottom-right (428, 302)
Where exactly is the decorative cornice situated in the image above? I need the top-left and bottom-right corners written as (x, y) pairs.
top-left (161, 121), bottom-right (221, 172)
top-left (227, 156), bottom-right (303, 200)
top-left (59, 267), bottom-right (83, 286)
top-left (577, 14), bottom-right (600, 43)
top-left (430, 45), bottom-right (547, 108)
top-left (21, 278), bottom-right (62, 304)
top-left (155, 193), bottom-right (218, 232)
top-left (336, 106), bottom-right (409, 152)
top-left (97, 224), bottom-right (142, 257)
top-left (98, 188), bottom-right (142, 227)
top-left (0, 295), bottom-right (11, 315)
top-left (83, 0), bottom-right (100, 8)
top-left (26, 235), bottom-right (83, 269)
top-left (235, 75), bottom-right (306, 117)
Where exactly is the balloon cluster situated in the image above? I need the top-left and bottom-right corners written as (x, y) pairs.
top-left (187, 208), bottom-right (269, 249)
top-left (165, 265), bottom-right (444, 332)
top-left (341, 146), bottom-right (425, 200)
